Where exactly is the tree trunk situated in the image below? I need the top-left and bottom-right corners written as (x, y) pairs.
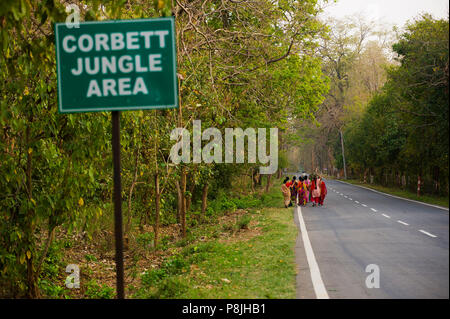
top-left (139, 188), bottom-right (150, 230)
top-left (125, 149), bottom-right (139, 235)
top-left (417, 174), bottom-right (422, 197)
top-left (339, 129), bottom-right (347, 180)
top-left (256, 171), bottom-right (261, 186)
top-left (175, 180), bottom-right (182, 224)
top-left (154, 173), bottom-right (160, 247)
top-left (265, 174), bottom-right (272, 193)
top-left (180, 167), bottom-right (187, 237)
top-left (433, 166), bottom-right (440, 195)
top-left (35, 226), bottom-right (55, 280)
top-left (186, 181), bottom-right (195, 213)
top-left (252, 168), bottom-right (258, 190)
top-left (201, 183), bottom-right (209, 218)
top-left (250, 170), bottom-right (255, 192)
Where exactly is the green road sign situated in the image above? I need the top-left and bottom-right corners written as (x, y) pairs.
top-left (54, 17), bottom-right (178, 113)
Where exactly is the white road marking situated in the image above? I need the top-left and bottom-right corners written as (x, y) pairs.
top-left (381, 214), bottom-right (391, 219)
top-left (371, 208), bottom-right (378, 212)
top-left (349, 198), bottom-right (353, 201)
top-left (296, 206), bottom-right (329, 299)
top-left (397, 220), bottom-right (409, 226)
top-left (340, 193), bottom-right (344, 196)
top-left (334, 180), bottom-right (449, 212)
top-left (344, 195), bottom-right (348, 198)
top-left (362, 204), bottom-right (368, 207)
top-left (419, 230), bottom-right (437, 238)
top-left (355, 201), bottom-right (360, 204)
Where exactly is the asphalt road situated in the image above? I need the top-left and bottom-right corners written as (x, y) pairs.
top-left (294, 178), bottom-right (449, 299)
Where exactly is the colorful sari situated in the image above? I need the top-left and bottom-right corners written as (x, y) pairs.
top-left (298, 182), bottom-right (307, 206)
top-left (291, 181), bottom-right (298, 205)
top-left (319, 179), bottom-right (327, 205)
top-left (311, 180), bottom-right (321, 204)
top-left (304, 179), bottom-right (311, 203)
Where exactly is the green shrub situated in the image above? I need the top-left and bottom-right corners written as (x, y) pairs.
top-left (236, 215), bottom-right (251, 230)
top-left (234, 196), bottom-right (262, 209)
top-left (150, 277), bottom-right (188, 299)
top-left (85, 280), bottom-right (115, 299)
top-left (141, 254), bottom-right (188, 288)
top-left (41, 240), bottom-right (64, 280)
top-left (222, 223), bottom-right (234, 232)
top-left (157, 235), bottom-right (172, 251)
top-left (162, 255), bottom-right (188, 275)
top-left (62, 239), bottom-right (73, 248)
top-left (136, 232), bottom-right (155, 249)
top-left (38, 279), bottom-right (65, 298)
top-left (84, 254), bottom-right (97, 262)
top-left (141, 268), bottom-right (167, 286)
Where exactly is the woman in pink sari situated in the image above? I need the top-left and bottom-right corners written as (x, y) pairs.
top-left (304, 175), bottom-right (311, 204)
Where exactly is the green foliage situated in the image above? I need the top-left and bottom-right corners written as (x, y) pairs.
top-left (136, 232), bottom-right (155, 249)
top-left (38, 279), bottom-right (65, 298)
top-left (236, 215), bottom-right (252, 230)
top-left (0, 0), bottom-right (329, 297)
top-left (140, 254), bottom-right (188, 288)
top-left (85, 280), bottom-right (115, 299)
top-left (41, 240), bottom-right (64, 280)
top-left (342, 15), bottom-right (449, 195)
top-left (84, 254), bottom-right (97, 262)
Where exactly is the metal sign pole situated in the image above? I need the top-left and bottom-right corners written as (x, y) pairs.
top-left (112, 111), bottom-right (125, 299)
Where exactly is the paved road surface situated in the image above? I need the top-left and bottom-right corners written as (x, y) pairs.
top-left (294, 178), bottom-right (449, 299)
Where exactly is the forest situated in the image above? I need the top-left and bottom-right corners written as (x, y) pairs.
top-left (294, 13), bottom-right (449, 197)
top-left (0, 0), bottom-right (448, 298)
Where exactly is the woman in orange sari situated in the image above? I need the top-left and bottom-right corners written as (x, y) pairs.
top-left (281, 177), bottom-right (291, 208)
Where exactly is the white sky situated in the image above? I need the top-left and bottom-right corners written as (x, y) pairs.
top-left (321, 0), bottom-right (449, 28)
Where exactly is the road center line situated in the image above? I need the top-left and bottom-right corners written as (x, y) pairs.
top-left (349, 198), bottom-right (352, 200)
top-left (419, 230), bottom-right (437, 238)
top-left (371, 208), bottom-right (378, 212)
top-left (296, 206), bottom-right (329, 299)
top-left (362, 204), bottom-right (367, 207)
top-left (355, 201), bottom-right (359, 204)
top-left (397, 220), bottom-right (409, 226)
top-left (381, 213), bottom-right (391, 218)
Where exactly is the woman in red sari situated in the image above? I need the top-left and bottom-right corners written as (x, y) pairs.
top-left (317, 176), bottom-right (327, 206)
top-left (311, 175), bottom-right (320, 207)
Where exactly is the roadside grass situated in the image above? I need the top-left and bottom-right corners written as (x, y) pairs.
top-left (339, 179), bottom-right (449, 208)
top-left (131, 179), bottom-right (298, 299)
top-left (36, 177), bottom-right (297, 299)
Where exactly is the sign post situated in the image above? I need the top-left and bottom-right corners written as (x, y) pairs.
top-left (55, 17), bottom-right (178, 298)
top-left (111, 110), bottom-right (124, 298)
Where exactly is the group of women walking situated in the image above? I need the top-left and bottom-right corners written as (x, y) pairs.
top-left (281, 174), bottom-right (327, 208)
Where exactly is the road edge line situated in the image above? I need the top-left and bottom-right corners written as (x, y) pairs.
top-left (333, 179), bottom-right (449, 212)
top-left (296, 206), bottom-right (329, 299)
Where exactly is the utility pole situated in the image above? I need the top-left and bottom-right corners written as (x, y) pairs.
top-left (339, 129), bottom-right (347, 180)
